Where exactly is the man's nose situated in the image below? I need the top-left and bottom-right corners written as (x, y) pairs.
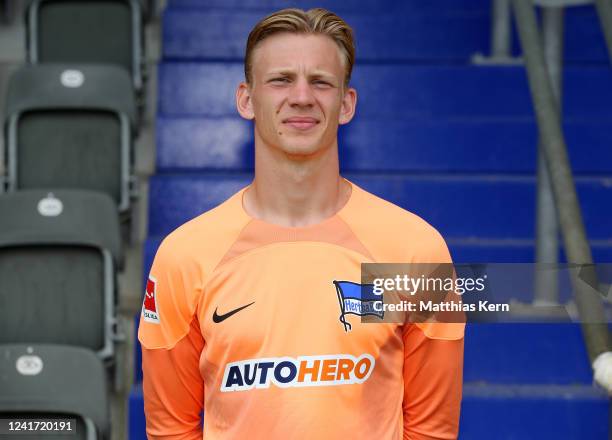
top-left (287, 78), bottom-right (315, 107)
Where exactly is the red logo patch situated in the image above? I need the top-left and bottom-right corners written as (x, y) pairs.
top-left (142, 275), bottom-right (160, 324)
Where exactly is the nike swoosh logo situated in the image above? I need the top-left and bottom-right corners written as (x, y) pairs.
top-left (212, 301), bottom-right (255, 323)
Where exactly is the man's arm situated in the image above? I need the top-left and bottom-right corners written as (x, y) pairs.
top-left (141, 319), bottom-right (205, 439)
top-left (138, 236), bottom-right (205, 439)
top-left (399, 223), bottom-right (465, 439)
top-left (402, 323), bottom-right (464, 440)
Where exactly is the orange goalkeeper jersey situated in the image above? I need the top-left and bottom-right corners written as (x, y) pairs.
top-left (138, 179), bottom-right (464, 439)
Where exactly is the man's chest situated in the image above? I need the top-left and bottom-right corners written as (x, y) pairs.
top-left (197, 242), bottom-right (400, 359)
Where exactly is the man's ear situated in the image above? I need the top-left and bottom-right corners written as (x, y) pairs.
top-left (339, 86), bottom-right (357, 125)
top-left (236, 82), bottom-right (255, 120)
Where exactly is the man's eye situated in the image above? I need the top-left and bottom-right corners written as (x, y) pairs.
top-left (270, 78), bottom-right (290, 84)
top-left (313, 80), bottom-right (332, 87)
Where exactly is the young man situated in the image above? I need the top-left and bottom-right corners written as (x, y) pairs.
top-left (139, 8), bottom-right (464, 439)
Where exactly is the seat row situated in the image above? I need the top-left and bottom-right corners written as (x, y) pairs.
top-left (0, 190), bottom-right (121, 440)
top-left (3, 64), bottom-right (136, 214)
top-left (0, 1), bottom-right (149, 438)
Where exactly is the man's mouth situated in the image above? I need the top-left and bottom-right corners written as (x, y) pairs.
top-left (282, 117), bottom-right (320, 131)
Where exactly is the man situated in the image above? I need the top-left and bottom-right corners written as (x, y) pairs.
top-left (139, 8), bottom-right (464, 439)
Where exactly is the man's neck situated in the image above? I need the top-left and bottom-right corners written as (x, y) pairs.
top-left (243, 141), bottom-right (351, 228)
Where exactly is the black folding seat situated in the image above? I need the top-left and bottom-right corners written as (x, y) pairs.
top-left (0, 343), bottom-right (110, 439)
top-left (0, 190), bottom-right (122, 361)
top-left (26, 0), bottom-right (144, 94)
top-left (3, 64), bottom-right (136, 213)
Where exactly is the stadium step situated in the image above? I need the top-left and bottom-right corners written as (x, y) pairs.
top-left (461, 383), bottom-right (609, 438)
top-left (167, 0), bottom-right (491, 14)
top-left (465, 324), bottom-right (593, 384)
top-left (158, 63), bottom-right (612, 118)
top-left (146, 173), bottom-right (612, 242)
top-left (162, 2), bottom-right (608, 63)
top-left (156, 116), bottom-right (612, 174)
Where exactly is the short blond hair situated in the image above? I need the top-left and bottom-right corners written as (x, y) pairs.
top-left (244, 8), bottom-right (355, 86)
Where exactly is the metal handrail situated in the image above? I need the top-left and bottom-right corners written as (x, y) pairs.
top-left (512, 0), bottom-right (609, 362)
top-left (532, 0), bottom-right (612, 63)
top-left (491, 0), bottom-right (513, 58)
top-left (534, 7), bottom-right (563, 305)
top-left (595, 0), bottom-right (612, 63)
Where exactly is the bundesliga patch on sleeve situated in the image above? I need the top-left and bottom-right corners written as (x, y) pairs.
top-left (142, 275), bottom-right (160, 324)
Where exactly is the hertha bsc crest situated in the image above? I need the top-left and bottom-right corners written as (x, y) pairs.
top-left (333, 280), bottom-right (383, 332)
top-left (142, 275), bottom-right (160, 324)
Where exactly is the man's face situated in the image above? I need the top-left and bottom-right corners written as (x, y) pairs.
top-left (236, 33), bottom-right (357, 158)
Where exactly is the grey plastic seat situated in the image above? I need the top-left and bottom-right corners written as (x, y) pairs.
top-left (0, 190), bottom-right (121, 360)
top-left (0, 343), bottom-right (110, 439)
top-left (3, 64), bottom-right (136, 212)
top-left (26, 0), bottom-right (144, 94)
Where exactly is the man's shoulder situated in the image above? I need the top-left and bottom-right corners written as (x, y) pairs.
top-left (342, 183), bottom-right (450, 262)
top-left (156, 188), bottom-right (250, 263)
top-left (346, 182), bottom-right (444, 238)
top-left (357, 184), bottom-right (440, 231)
